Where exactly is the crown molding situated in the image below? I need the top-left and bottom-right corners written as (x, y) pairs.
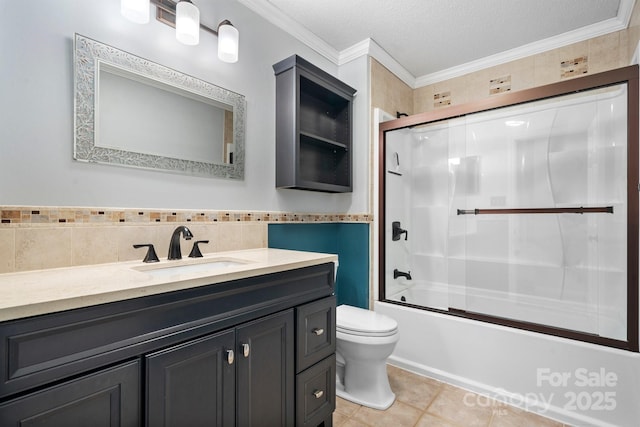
top-left (338, 39), bottom-right (415, 87)
top-left (415, 0), bottom-right (635, 87)
top-left (238, 0), bottom-right (413, 83)
top-left (239, 0), bottom-right (636, 89)
top-left (237, 0), bottom-right (339, 63)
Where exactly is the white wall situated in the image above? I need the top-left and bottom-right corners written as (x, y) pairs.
top-left (338, 55), bottom-right (370, 211)
top-left (0, 0), bottom-right (369, 214)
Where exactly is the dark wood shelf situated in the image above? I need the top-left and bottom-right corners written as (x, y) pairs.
top-left (274, 55), bottom-right (356, 193)
top-left (300, 131), bottom-right (349, 150)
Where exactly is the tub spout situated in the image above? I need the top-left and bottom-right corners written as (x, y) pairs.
top-left (393, 269), bottom-right (412, 280)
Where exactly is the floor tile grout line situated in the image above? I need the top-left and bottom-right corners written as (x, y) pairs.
top-left (335, 365), bottom-right (566, 427)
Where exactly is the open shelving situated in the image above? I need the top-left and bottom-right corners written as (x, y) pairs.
top-left (273, 55), bottom-right (356, 192)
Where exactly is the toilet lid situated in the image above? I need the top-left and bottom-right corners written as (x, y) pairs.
top-left (336, 305), bottom-right (398, 336)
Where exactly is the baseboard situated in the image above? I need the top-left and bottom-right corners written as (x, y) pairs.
top-left (387, 355), bottom-right (617, 427)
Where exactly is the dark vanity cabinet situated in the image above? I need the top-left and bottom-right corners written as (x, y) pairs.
top-left (147, 310), bottom-right (295, 427)
top-left (0, 361), bottom-right (140, 426)
top-left (146, 329), bottom-right (236, 426)
top-left (236, 310), bottom-right (295, 427)
top-left (0, 263), bottom-right (336, 427)
top-left (295, 296), bottom-right (337, 427)
top-left (273, 55), bottom-right (356, 193)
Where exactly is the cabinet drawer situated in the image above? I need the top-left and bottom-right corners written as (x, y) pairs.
top-left (296, 296), bottom-right (336, 373)
top-left (296, 355), bottom-right (335, 427)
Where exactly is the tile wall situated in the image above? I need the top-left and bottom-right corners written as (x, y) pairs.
top-left (0, 207), bottom-right (371, 274)
top-left (371, 5), bottom-right (640, 117)
top-left (412, 26), bottom-right (639, 114)
top-left (370, 59), bottom-right (414, 117)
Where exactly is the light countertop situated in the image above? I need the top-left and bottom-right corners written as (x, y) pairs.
top-left (0, 248), bottom-right (338, 322)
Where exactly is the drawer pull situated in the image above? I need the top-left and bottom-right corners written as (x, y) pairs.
top-left (311, 328), bottom-right (324, 336)
top-left (226, 349), bottom-right (234, 365)
top-left (242, 343), bottom-right (250, 357)
top-left (313, 389), bottom-right (324, 399)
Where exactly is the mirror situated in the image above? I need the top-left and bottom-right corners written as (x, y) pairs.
top-left (74, 34), bottom-right (245, 179)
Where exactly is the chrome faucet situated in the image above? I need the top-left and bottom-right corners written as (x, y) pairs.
top-left (393, 269), bottom-right (412, 280)
top-left (168, 225), bottom-right (194, 260)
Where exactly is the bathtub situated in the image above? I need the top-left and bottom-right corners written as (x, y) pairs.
top-left (388, 281), bottom-right (448, 309)
top-left (375, 300), bottom-right (640, 427)
top-left (387, 281), bottom-right (626, 341)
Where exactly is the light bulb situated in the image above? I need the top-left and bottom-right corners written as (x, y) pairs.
top-left (217, 21), bottom-right (239, 63)
top-left (121, 0), bottom-right (150, 24)
top-left (176, 0), bottom-right (200, 45)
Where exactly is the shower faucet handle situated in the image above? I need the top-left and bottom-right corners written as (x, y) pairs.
top-left (392, 221), bottom-right (408, 241)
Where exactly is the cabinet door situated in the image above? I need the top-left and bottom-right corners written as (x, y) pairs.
top-left (237, 310), bottom-right (294, 427)
top-left (0, 360), bottom-right (140, 427)
top-left (146, 330), bottom-right (235, 427)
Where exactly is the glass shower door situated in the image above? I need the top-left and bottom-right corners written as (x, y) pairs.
top-left (447, 85), bottom-right (628, 341)
top-left (381, 67), bottom-right (637, 350)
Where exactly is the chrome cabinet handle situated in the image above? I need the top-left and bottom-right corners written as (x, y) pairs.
top-left (311, 328), bottom-right (324, 336)
top-left (313, 389), bottom-right (324, 399)
top-left (226, 349), bottom-right (234, 365)
top-left (242, 343), bottom-right (250, 357)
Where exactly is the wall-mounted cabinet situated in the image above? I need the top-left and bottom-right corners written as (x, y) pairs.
top-left (274, 55), bottom-right (356, 192)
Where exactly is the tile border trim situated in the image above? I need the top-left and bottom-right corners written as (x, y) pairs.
top-left (0, 207), bottom-right (373, 225)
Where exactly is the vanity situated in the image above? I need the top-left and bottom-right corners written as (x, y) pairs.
top-left (0, 248), bottom-right (337, 427)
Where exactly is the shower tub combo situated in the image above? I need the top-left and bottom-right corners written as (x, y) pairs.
top-left (377, 66), bottom-right (639, 426)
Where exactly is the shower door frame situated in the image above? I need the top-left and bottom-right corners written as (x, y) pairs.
top-left (378, 65), bottom-right (640, 352)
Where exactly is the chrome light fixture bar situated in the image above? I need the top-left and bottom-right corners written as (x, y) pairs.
top-left (121, 0), bottom-right (239, 63)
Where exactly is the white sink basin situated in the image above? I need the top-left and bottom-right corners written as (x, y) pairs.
top-left (133, 258), bottom-right (248, 278)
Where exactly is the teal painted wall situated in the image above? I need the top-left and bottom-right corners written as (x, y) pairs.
top-left (268, 223), bottom-right (369, 309)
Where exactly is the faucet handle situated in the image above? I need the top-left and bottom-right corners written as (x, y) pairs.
top-left (133, 244), bottom-right (160, 263)
top-left (392, 221), bottom-right (408, 241)
top-left (188, 240), bottom-right (210, 258)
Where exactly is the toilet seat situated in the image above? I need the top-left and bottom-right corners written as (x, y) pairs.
top-left (336, 305), bottom-right (398, 337)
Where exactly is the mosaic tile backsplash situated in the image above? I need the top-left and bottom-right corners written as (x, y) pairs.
top-left (0, 206), bottom-right (371, 274)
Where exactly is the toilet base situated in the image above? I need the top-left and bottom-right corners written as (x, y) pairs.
top-left (336, 384), bottom-right (395, 411)
top-left (335, 358), bottom-right (396, 410)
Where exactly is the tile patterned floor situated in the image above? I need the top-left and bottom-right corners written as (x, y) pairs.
top-left (333, 365), bottom-right (568, 427)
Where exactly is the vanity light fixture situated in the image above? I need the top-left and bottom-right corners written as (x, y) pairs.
top-left (217, 20), bottom-right (239, 63)
top-left (120, 0), bottom-right (239, 63)
top-left (175, 0), bottom-right (199, 45)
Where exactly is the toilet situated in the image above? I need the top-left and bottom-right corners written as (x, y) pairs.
top-left (335, 304), bottom-right (399, 410)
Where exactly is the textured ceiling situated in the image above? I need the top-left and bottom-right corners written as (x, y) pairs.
top-left (244, 0), bottom-right (629, 82)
